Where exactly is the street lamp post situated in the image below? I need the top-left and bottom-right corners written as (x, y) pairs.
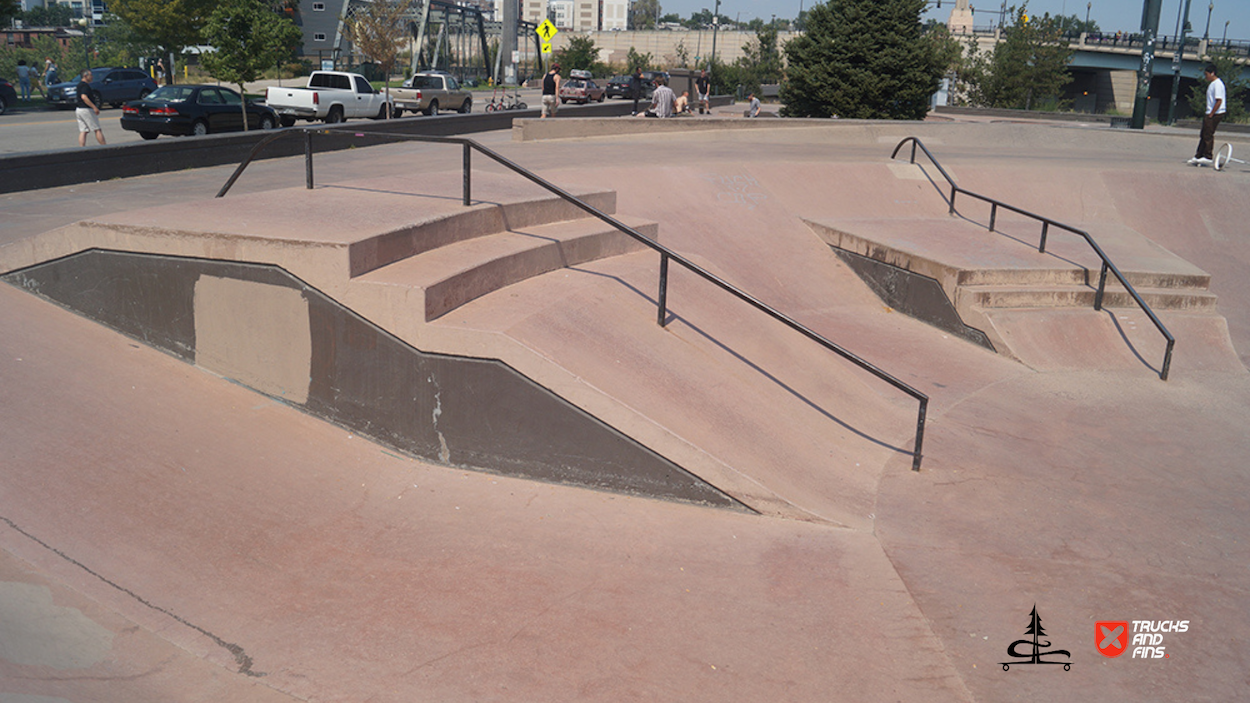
top-left (1086, 2), bottom-right (1091, 27)
top-left (1204, 2), bottom-right (1213, 40)
top-left (1223, 20), bottom-right (1230, 45)
top-left (1167, 0), bottom-right (1193, 125)
top-left (709, 0), bottom-right (720, 82)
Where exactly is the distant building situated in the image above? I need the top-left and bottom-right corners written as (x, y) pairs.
top-left (601, 0), bottom-right (627, 31)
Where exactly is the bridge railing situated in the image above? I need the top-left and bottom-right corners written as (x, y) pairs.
top-left (216, 127), bottom-right (933, 470)
top-left (892, 136), bottom-right (1175, 381)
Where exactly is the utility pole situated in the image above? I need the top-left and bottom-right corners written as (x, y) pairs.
top-left (1131, 0), bottom-right (1163, 129)
top-left (709, 0), bottom-right (720, 78)
top-left (1167, 0), bottom-right (1194, 125)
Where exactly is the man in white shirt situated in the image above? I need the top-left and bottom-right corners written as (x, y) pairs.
top-left (1189, 64), bottom-right (1226, 166)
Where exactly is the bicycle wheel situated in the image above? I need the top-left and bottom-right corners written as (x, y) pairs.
top-left (1215, 142), bottom-right (1233, 171)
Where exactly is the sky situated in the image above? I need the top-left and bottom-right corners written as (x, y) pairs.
top-left (659, 0), bottom-right (1250, 41)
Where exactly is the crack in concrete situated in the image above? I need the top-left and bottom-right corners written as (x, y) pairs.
top-left (0, 515), bottom-right (265, 678)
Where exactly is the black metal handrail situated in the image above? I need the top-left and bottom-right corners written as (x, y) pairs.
top-left (892, 136), bottom-right (1175, 380)
top-left (218, 127), bottom-right (931, 470)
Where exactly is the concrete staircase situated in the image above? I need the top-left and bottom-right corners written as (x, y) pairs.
top-left (804, 216), bottom-right (1219, 366)
top-left (355, 213), bottom-right (657, 321)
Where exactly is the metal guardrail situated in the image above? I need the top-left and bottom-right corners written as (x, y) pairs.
top-left (218, 126), bottom-right (932, 470)
top-left (892, 136), bottom-right (1175, 381)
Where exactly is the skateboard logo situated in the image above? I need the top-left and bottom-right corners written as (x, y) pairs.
top-left (1000, 605), bottom-right (1071, 671)
top-left (1096, 621), bottom-right (1129, 658)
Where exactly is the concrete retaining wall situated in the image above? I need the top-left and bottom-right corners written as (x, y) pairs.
top-left (0, 99), bottom-right (639, 196)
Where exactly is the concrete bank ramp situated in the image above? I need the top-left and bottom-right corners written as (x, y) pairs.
top-left (1, 169), bottom-right (928, 528)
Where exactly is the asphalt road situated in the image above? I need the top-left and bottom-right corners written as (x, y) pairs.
top-left (0, 88), bottom-right (558, 155)
top-left (0, 106), bottom-right (148, 153)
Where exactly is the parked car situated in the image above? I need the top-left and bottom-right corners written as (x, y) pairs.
top-left (265, 70), bottom-right (393, 125)
top-left (0, 77), bottom-right (16, 115)
top-left (120, 84), bottom-right (278, 139)
top-left (47, 67), bottom-right (158, 109)
top-left (605, 75), bottom-right (631, 99)
top-left (559, 77), bottom-right (605, 104)
top-left (607, 71), bottom-right (670, 100)
top-left (390, 71), bottom-right (472, 116)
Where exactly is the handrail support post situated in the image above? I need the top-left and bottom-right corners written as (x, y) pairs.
top-left (1039, 221), bottom-right (1049, 253)
top-left (989, 202), bottom-right (998, 232)
top-left (1094, 262), bottom-right (1109, 311)
top-left (304, 130), bottom-right (314, 190)
top-left (912, 398), bottom-right (928, 471)
top-left (660, 252), bottom-right (670, 327)
top-left (463, 143), bottom-right (471, 206)
top-left (949, 187), bottom-right (957, 215)
top-left (657, 253), bottom-right (670, 327)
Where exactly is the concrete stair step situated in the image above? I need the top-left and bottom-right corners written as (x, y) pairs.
top-left (347, 189), bottom-right (618, 277)
top-left (356, 215), bottom-right (659, 320)
top-left (961, 283), bottom-right (1218, 312)
top-left (956, 267), bottom-right (1211, 290)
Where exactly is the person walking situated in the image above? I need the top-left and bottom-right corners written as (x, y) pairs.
top-left (541, 63), bottom-right (561, 118)
top-left (16, 60), bottom-right (32, 101)
top-left (695, 69), bottom-right (710, 114)
top-left (1188, 63), bottom-right (1226, 166)
top-left (75, 70), bottom-right (106, 147)
top-left (747, 92), bottom-right (761, 118)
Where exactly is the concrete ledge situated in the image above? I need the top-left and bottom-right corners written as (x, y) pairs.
top-left (514, 112), bottom-right (826, 142)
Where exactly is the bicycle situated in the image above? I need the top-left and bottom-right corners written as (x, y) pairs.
top-left (503, 86), bottom-right (527, 111)
top-left (484, 86), bottom-right (502, 112)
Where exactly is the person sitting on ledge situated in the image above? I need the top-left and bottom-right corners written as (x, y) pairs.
top-left (637, 77), bottom-right (676, 118)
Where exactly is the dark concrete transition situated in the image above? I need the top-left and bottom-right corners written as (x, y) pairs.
top-left (3, 249), bottom-right (743, 509)
top-left (832, 247), bottom-right (995, 350)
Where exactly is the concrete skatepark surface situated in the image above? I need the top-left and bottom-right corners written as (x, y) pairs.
top-left (1, 116), bottom-right (1248, 701)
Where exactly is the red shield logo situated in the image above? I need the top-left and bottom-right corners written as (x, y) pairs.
top-left (1096, 621), bottom-right (1129, 658)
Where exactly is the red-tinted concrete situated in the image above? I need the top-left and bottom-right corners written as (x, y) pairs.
top-left (1, 118), bottom-right (1248, 702)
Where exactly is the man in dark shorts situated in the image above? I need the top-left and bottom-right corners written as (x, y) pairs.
top-left (75, 69), bottom-right (106, 147)
top-left (695, 69), bottom-right (710, 114)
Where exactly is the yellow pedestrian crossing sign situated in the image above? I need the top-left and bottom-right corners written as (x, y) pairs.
top-left (536, 19), bottom-right (558, 43)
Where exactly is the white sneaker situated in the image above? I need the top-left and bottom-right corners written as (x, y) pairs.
top-left (1187, 157), bottom-right (1200, 165)
top-left (1196, 157), bottom-right (1213, 166)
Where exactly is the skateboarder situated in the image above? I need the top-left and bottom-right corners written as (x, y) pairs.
top-left (1188, 64), bottom-right (1226, 167)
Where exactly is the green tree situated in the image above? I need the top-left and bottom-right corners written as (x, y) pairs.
top-left (972, 5), bottom-right (1073, 110)
top-left (344, 0), bottom-right (410, 114)
top-left (107, 0), bottom-right (215, 84)
top-left (20, 4), bottom-right (74, 27)
top-left (631, 0), bottom-right (659, 30)
top-left (1188, 51), bottom-right (1247, 123)
top-left (201, 0), bottom-right (302, 129)
top-left (626, 46), bottom-right (653, 71)
top-left (554, 34), bottom-right (603, 74)
top-left (0, 0), bottom-right (17, 28)
top-left (782, 0), bottom-right (944, 119)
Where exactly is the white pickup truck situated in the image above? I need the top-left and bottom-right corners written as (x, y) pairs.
top-left (265, 71), bottom-right (393, 126)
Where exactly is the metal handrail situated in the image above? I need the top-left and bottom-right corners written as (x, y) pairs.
top-left (892, 136), bottom-right (1175, 380)
top-left (218, 127), bottom-right (931, 470)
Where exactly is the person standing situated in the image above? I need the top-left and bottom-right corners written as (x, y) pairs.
top-left (75, 70), bottom-right (106, 147)
top-left (44, 58), bottom-right (59, 88)
top-left (629, 67), bottom-right (645, 116)
top-left (1189, 64), bottom-right (1226, 166)
top-left (16, 60), bottom-right (31, 101)
top-left (747, 92), bottom-right (761, 118)
top-left (695, 69), bottom-right (710, 114)
top-left (541, 63), bottom-right (561, 118)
